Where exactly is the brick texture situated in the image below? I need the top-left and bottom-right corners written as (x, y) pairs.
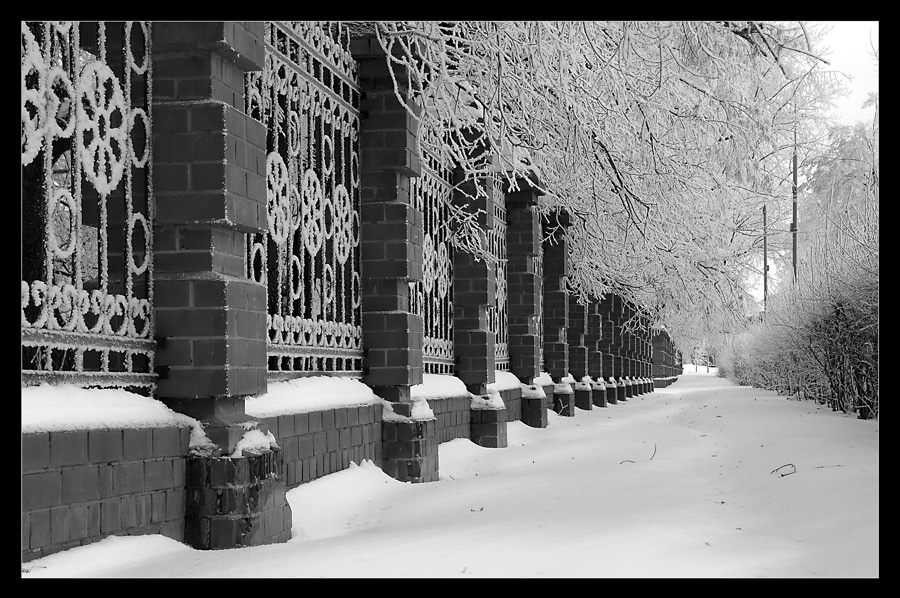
top-left (22, 426), bottom-right (191, 562)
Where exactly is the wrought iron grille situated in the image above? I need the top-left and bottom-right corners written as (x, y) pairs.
top-left (487, 177), bottom-right (509, 370)
top-left (410, 151), bottom-right (455, 374)
top-left (21, 22), bottom-right (155, 393)
top-left (245, 22), bottom-right (363, 379)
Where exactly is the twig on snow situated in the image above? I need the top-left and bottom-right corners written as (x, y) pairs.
top-left (770, 463), bottom-right (796, 477)
top-left (620, 442), bottom-right (657, 464)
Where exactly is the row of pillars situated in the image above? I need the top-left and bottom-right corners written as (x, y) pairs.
top-left (651, 329), bottom-right (683, 387)
top-left (144, 22), bottom-right (670, 550)
top-left (536, 210), bottom-right (656, 419)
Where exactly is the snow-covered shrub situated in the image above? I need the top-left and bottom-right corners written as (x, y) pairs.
top-left (719, 117), bottom-right (878, 418)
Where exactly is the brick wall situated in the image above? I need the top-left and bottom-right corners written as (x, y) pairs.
top-left (257, 404), bottom-right (383, 489)
top-left (497, 388), bottom-right (522, 423)
top-left (22, 426), bottom-right (191, 562)
top-left (429, 396), bottom-right (472, 444)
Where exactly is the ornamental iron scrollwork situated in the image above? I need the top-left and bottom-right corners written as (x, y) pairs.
top-left (410, 150), bottom-right (455, 374)
top-left (246, 22), bottom-right (363, 378)
top-left (487, 176), bottom-right (509, 371)
top-left (21, 21), bottom-right (155, 393)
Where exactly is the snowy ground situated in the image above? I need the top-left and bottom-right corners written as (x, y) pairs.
top-left (22, 367), bottom-right (878, 578)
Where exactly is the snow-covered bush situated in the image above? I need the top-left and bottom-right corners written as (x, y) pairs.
top-left (719, 114), bottom-right (878, 419)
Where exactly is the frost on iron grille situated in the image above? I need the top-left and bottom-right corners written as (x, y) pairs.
top-left (487, 175), bottom-right (509, 371)
top-left (410, 143), bottom-right (455, 375)
top-left (21, 22), bottom-right (155, 394)
top-left (245, 22), bottom-right (363, 379)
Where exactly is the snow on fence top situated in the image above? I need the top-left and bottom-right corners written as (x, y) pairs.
top-left (410, 373), bottom-right (468, 399)
top-left (533, 372), bottom-right (553, 386)
top-left (21, 384), bottom-right (197, 434)
top-left (486, 370), bottom-right (521, 393)
top-left (244, 376), bottom-right (383, 418)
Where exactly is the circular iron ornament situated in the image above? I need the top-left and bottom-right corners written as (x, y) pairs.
top-left (301, 168), bottom-right (324, 255)
top-left (322, 135), bottom-right (334, 176)
top-left (21, 281), bottom-right (30, 327)
top-left (128, 212), bottom-right (151, 275)
top-left (289, 182), bottom-right (303, 232)
top-left (290, 254), bottom-right (302, 300)
top-left (29, 281), bottom-right (49, 329)
top-left (56, 285), bottom-right (81, 331)
top-left (21, 23), bottom-right (46, 166)
top-left (129, 297), bottom-right (152, 338)
top-left (322, 264), bottom-right (335, 317)
top-left (332, 184), bottom-right (353, 264)
top-left (266, 152), bottom-right (290, 245)
top-left (48, 188), bottom-right (79, 259)
top-left (86, 290), bottom-right (106, 334)
top-left (352, 271), bottom-right (361, 309)
top-left (128, 108), bottom-right (150, 168)
top-left (351, 209), bottom-right (360, 247)
top-left (437, 242), bottom-right (450, 298)
top-left (113, 295), bottom-right (130, 336)
top-left (350, 150), bottom-right (360, 187)
top-left (288, 110), bottom-right (302, 157)
top-left (47, 66), bottom-right (76, 140)
top-left (422, 235), bottom-right (435, 294)
top-left (125, 22), bottom-right (149, 75)
top-left (249, 240), bottom-right (265, 284)
top-left (77, 62), bottom-right (127, 197)
top-left (323, 191), bottom-right (334, 240)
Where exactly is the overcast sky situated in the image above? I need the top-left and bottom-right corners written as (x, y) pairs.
top-left (816, 21), bottom-right (879, 126)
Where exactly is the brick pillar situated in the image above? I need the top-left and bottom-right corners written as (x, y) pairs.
top-left (506, 181), bottom-right (547, 427)
top-left (652, 330), bottom-right (672, 387)
top-left (152, 21), bottom-right (268, 444)
top-left (599, 294), bottom-right (626, 402)
top-left (567, 293), bottom-right (592, 410)
top-left (641, 316), bottom-right (653, 393)
top-left (583, 299), bottom-right (606, 406)
top-left (623, 340), bottom-right (634, 398)
top-left (352, 35), bottom-right (435, 483)
top-left (622, 302), bottom-right (636, 397)
top-left (452, 170), bottom-right (496, 395)
top-left (452, 168), bottom-right (509, 448)
top-left (151, 21), bottom-right (291, 549)
top-left (613, 295), bottom-right (628, 401)
top-left (635, 321), bottom-right (645, 393)
top-left (542, 210), bottom-right (573, 416)
top-left (599, 297), bottom-right (616, 404)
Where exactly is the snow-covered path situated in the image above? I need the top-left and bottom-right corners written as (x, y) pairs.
top-left (23, 370), bottom-right (879, 578)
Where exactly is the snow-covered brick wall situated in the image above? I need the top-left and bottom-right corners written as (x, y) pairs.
top-left (244, 376), bottom-right (384, 418)
top-left (521, 384), bottom-right (546, 398)
top-left (229, 429), bottom-right (279, 458)
top-left (486, 370), bottom-right (521, 393)
top-left (411, 374), bottom-right (468, 399)
top-left (470, 391), bottom-right (505, 410)
top-left (382, 398), bottom-right (435, 421)
top-left (532, 372), bottom-right (553, 386)
top-left (21, 384), bottom-right (197, 433)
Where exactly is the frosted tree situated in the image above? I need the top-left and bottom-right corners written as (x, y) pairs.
top-left (368, 21), bottom-right (839, 336)
top-left (717, 89), bottom-right (878, 417)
